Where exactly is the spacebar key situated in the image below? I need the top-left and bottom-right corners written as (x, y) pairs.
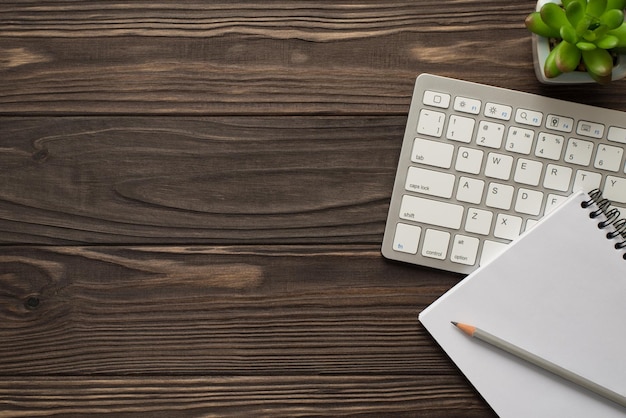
top-left (399, 195), bottom-right (463, 229)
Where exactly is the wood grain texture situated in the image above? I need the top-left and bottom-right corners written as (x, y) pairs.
top-left (4, 0), bottom-right (624, 116)
top-left (0, 116), bottom-right (402, 245)
top-left (0, 245), bottom-right (453, 374)
top-left (0, 377), bottom-right (493, 417)
top-left (0, 245), bottom-right (494, 416)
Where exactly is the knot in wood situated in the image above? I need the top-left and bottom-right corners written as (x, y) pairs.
top-left (24, 296), bottom-right (40, 310)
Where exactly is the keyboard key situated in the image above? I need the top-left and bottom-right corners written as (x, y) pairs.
top-left (421, 229), bottom-right (450, 260)
top-left (454, 96), bottom-right (481, 114)
top-left (514, 158), bottom-right (543, 186)
top-left (456, 177), bottom-right (485, 204)
top-left (546, 114), bottom-right (574, 132)
top-left (505, 127), bottom-right (534, 154)
top-left (455, 147), bottom-right (484, 174)
top-left (594, 144), bottom-right (623, 172)
top-left (494, 213), bottom-right (523, 240)
top-left (423, 91), bottom-right (451, 108)
top-left (543, 164), bottom-right (573, 191)
top-left (417, 109), bottom-right (445, 137)
top-left (564, 138), bottom-right (594, 166)
top-left (405, 167), bottom-right (455, 198)
top-left (392, 223), bottom-right (421, 254)
top-left (535, 132), bottom-right (565, 160)
top-left (451, 235), bottom-right (480, 266)
top-left (573, 170), bottom-right (602, 192)
top-left (576, 120), bottom-right (604, 139)
top-left (604, 176), bottom-right (626, 204)
top-left (514, 188), bottom-right (544, 216)
top-left (484, 102), bottom-right (512, 120)
top-left (545, 194), bottom-right (569, 214)
top-left (476, 121), bottom-right (505, 148)
top-left (399, 195), bottom-right (463, 229)
top-left (485, 152), bottom-right (513, 180)
top-left (608, 126), bottom-right (626, 144)
top-left (515, 108), bottom-right (543, 127)
top-left (464, 208), bottom-right (493, 235)
top-left (446, 115), bottom-right (475, 143)
top-left (486, 183), bottom-right (514, 210)
top-left (411, 137), bottom-right (454, 168)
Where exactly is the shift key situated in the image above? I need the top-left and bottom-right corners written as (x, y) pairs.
top-left (399, 195), bottom-right (464, 229)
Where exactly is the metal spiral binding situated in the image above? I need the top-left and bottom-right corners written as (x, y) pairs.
top-left (582, 189), bottom-right (626, 255)
top-left (580, 188), bottom-right (603, 208)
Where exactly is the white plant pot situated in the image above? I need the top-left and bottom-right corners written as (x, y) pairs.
top-left (533, 0), bottom-right (626, 84)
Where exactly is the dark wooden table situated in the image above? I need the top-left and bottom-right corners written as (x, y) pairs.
top-left (2, 1), bottom-right (626, 416)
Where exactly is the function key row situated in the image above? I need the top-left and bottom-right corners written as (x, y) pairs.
top-left (421, 90), bottom-right (626, 143)
top-left (424, 90), bottom-right (512, 121)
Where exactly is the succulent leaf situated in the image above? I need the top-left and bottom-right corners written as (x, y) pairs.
top-left (566, 1), bottom-right (585, 26)
top-left (586, 0), bottom-right (608, 18)
top-left (576, 16), bottom-right (594, 35)
top-left (588, 70), bottom-right (612, 83)
top-left (596, 34), bottom-right (620, 48)
top-left (556, 41), bottom-right (583, 71)
top-left (544, 44), bottom-right (564, 78)
top-left (564, 0), bottom-right (589, 13)
top-left (541, 3), bottom-right (573, 31)
top-left (607, 0), bottom-right (626, 10)
top-left (560, 25), bottom-right (580, 43)
top-left (582, 48), bottom-right (614, 77)
top-left (583, 29), bottom-right (598, 41)
top-left (525, 12), bottom-right (562, 38)
top-left (576, 40), bottom-right (598, 49)
top-left (608, 24), bottom-right (626, 47)
top-left (591, 24), bottom-right (610, 39)
top-left (600, 9), bottom-right (625, 30)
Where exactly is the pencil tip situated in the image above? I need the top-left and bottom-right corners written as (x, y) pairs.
top-left (452, 322), bottom-right (476, 337)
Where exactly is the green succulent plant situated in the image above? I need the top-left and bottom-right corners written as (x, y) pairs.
top-left (525, 0), bottom-right (626, 83)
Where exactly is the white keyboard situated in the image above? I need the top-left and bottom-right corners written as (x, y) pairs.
top-left (381, 74), bottom-right (626, 274)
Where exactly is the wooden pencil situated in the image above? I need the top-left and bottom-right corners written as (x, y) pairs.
top-left (452, 321), bottom-right (626, 409)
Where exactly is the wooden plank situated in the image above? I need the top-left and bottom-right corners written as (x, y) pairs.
top-left (0, 376), bottom-right (495, 417)
top-left (0, 244), bottom-right (495, 417)
top-left (0, 0), bottom-right (527, 40)
top-left (5, 1), bottom-right (622, 115)
top-left (0, 33), bottom-right (418, 115)
top-left (0, 116), bottom-right (402, 244)
top-left (0, 246), bottom-right (460, 376)
top-left (0, 245), bottom-right (461, 375)
top-left (0, 245), bottom-right (493, 414)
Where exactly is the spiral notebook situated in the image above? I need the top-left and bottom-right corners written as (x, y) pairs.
top-left (419, 190), bottom-right (626, 418)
